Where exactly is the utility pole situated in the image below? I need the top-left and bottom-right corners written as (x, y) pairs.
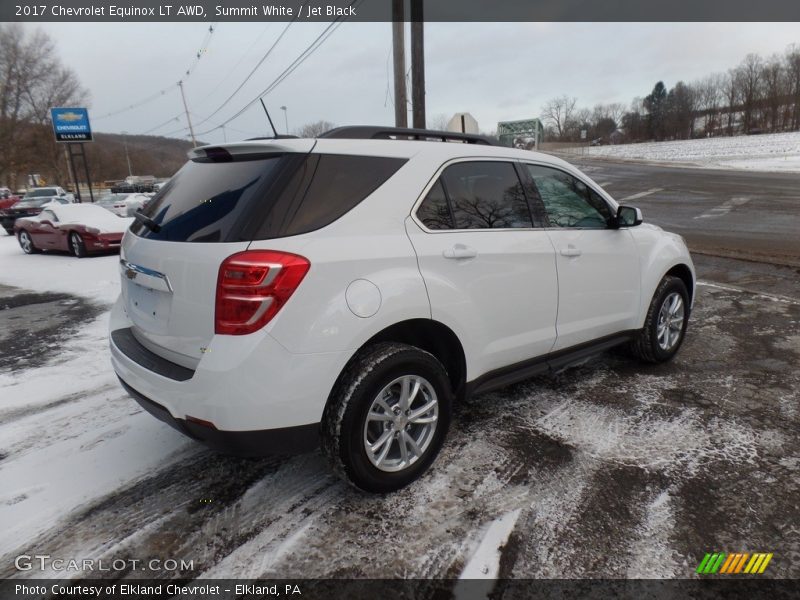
top-left (178, 80), bottom-right (197, 147)
top-left (63, 145), bottom-right (76, 192)
top-left (410, 0), bottom-right (426, 129)
top-left (121, 131), bottom-right (133, 176)
top-left (280, 105), bottom-right (289, 134)
top-left (391, 0), bottom-right (407, 128)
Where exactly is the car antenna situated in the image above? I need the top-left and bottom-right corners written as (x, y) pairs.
top-left (259, 98), bottom-right (279, 138)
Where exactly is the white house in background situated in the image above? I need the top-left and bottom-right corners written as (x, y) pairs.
top-left (447, 113), bottom-right (479, 134)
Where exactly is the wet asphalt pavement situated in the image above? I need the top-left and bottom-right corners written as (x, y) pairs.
top-left (1, 157), bottom-right (799, 582)
top-left (1, 253), bottom-right (798, 581)
top-left (564, 157), bottom-right (800, 267)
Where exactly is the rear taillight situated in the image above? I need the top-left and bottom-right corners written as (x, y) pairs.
top-left (215, 250), bottom-right (310, 335)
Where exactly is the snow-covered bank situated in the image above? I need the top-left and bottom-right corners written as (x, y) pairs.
top-left (574, 131), bottom-right (800, 172)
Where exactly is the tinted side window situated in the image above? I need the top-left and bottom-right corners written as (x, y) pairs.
top-left (416, 180), bottom-right (453, 230)
top-left (442, 162), bottom-right (532, 229)
top-left (133, 154), bottom-right (406, 243)
top-left (254, 154), bottom-right (406, 239)
top-left (526, 165), bottom-right (613, 229)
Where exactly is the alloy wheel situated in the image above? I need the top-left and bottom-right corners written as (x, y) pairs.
top-left (363, 375), bottom-right (439, 473)
top-left (19, 232), bottom-right (32, 253)
top-left (656, 292), bottom-right (685, 351)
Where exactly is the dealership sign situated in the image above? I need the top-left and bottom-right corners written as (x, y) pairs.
top-left (50, 107), bottom-right (93, 142)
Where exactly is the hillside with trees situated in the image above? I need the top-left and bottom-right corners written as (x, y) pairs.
top-left (541, 44), bottom-right (800, 144)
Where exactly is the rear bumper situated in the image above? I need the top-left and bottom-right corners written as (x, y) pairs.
top-left (108, 294), bottom-right (349, 451)
top-left (118, 377), bottom-right (319, 456)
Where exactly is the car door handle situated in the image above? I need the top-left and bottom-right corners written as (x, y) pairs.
top-left (443, 245), bottom-right (477, 259)
top-left (559, 246), bottom-right (582, 257)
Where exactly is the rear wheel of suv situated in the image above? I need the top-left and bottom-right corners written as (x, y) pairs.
top-left (18, 231), bottom-right (40, 254)
top-left (321, 342), bottom-right (452, 493)
top-left (630, 275), bottom-right (689, 363)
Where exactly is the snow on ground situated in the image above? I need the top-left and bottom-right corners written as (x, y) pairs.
top-left (1, 230), bottom-right (798, 579)
top-left (577, 130), bottom-right (800, 172)
top-left (0, 233), bottom-right (197, 556)
top-left (459, 509), bottom-right (522, 579)
top-left (0, 230), bottom-right (120, 304)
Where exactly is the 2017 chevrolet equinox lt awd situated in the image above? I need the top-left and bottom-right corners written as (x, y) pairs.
top-left (109, 127), bottom-right (694, 493)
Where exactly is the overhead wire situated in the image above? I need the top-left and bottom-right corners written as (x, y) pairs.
top-left (132, 0), bottom-right (358, 141)
top-left (192, 5), bottom-right (357, 138)
top-left (94, 24), bottom-right (217, 122)
top-left (187, 16), bottom-right (298, 131)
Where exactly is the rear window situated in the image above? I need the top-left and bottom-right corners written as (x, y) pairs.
top-left (131, 153), bottom-right (406, 242)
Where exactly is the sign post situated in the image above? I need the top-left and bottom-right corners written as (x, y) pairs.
top-left (50, 107), bottom-right (94, 202)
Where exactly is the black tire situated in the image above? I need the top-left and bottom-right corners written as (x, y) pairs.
top-left (321, 342), bottom-right (452, 493)
top-left (630, 275), bottom-right (690, 363)
top-left (18, 230), bottom-right (40, 254)
top-left (69, 232), bottom-right (87, 258)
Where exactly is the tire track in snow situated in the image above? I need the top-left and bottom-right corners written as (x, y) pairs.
top-left (1, 451), bottom-right (289, 579)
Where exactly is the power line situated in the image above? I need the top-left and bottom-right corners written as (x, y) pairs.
top-left (188, 17), bottom-right (297, 131)
top-left (139, 113), bottom-right (184, 135)
top-left (93, 24), bottom-right (217, 121)
top-left (138, 0), bottom-right (358, 141)
top-left (130, 19), bottom-right (287, 137)
top-left (194, 11), bottom-right (355, 137)
top-left (194, 22), bottom-right (274, 109)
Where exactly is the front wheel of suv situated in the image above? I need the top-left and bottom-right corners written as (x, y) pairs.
top-left (630, 275), bottom-right (690, 363)
top-left (321, 342), bottom-right (452, 493)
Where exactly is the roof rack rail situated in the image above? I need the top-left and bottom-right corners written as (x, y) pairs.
top-left (319, 126), bottom-right (497, 146)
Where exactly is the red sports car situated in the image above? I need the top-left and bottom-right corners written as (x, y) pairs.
top-left (14, 203), bottom-right (133, 257)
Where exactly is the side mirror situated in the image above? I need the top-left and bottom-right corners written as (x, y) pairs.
top-left (616, 205), bottom-right (643, 227)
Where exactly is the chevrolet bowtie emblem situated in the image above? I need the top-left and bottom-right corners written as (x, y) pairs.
top-left (125, 268), bottom-right (137, 280)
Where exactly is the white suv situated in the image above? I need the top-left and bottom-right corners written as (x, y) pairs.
top-left (109, 127), bottom-right (694, 492)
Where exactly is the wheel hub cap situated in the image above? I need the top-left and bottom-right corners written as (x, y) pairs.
top-left (657, 292), bottom-right (685, 351)
top-left (363, 374), bottom-right (439, 473)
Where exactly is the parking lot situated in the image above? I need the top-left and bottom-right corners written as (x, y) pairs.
top-left (1, 159), bottom-right (799, 581)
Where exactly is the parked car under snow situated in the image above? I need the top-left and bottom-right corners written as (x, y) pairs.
top-left (14, 203), bottom-right (133, 257)
top-left (96, 192), bottom-right (153, 217)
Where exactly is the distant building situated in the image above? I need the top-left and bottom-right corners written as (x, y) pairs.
top-left (447, 113), bottom-right (479, 134)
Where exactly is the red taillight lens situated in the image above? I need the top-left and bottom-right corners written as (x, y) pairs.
top-left (215, 250), bottom-right (310, 335)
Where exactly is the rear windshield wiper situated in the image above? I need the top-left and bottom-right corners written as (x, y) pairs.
top-left (134, 210), bottom-right (161, 233)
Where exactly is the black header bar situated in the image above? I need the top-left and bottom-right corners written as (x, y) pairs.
top-left (4, 0), bottom-right (800, 22)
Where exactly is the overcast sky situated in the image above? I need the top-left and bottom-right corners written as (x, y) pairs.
top-left (31, 22), bottom-right (800, 144)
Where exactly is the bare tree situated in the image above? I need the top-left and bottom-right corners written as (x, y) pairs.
top-left (541, 95), bottom-right (577, 139)
top-left (572, 107), bottom-right (592, 139)
top-left (428, 113), bottom-right (450, 131)
top-left (737, 53), bottom-right (763, 133)
top-left (591, 102), bottom-right (625, 129)
top-left (693, 74), bottom-right (723, 135)
top-left (786, 44), bottom-right (800, 130)
top-left (0, 24), bottom-right (87, 188)
top-left (721, 70), bottom-right (740, 135)
top-left (295, 120), bottom-right (336, 138)
top-left (761, 55), bottom-right (787, 132)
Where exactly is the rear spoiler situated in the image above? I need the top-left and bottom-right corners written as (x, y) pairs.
top-left (188, 139), bottom-right (316, 161)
